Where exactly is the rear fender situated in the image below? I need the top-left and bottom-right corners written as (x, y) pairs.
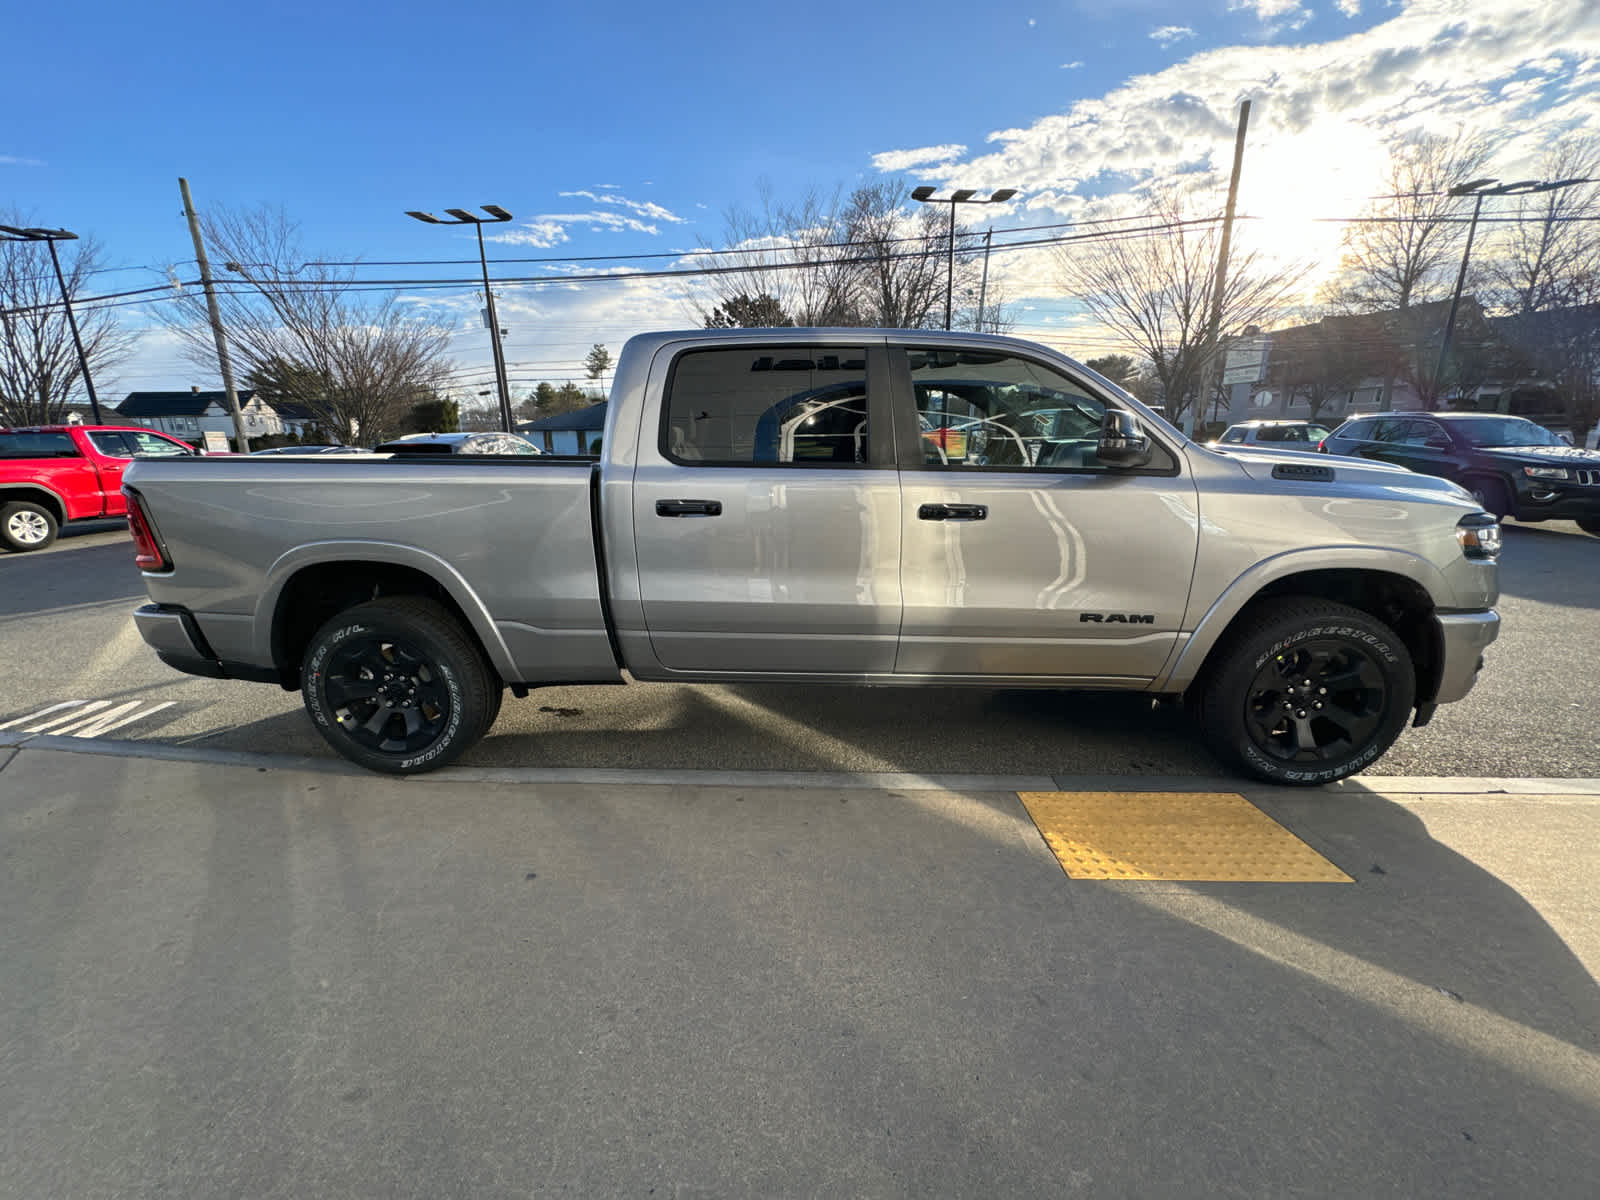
top-left (255, 540), bottom-right (521, 682)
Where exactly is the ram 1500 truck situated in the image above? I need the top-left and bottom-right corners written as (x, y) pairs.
top-left (1, 424), bottom-right (200, 551)
top-left (124, 329), bottom-right (1501, 784)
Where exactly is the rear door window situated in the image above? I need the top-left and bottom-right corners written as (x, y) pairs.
top-left (0, 431), bottom-right (79, 457)
top-left (662, 346), bottom-right (870, 466)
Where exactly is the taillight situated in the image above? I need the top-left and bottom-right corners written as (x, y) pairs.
top-left (1316, 439), bottom-right (1327, 452)
top-left (124, 488), bottom-right (170, 571)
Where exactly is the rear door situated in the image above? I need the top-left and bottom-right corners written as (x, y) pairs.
top-left (85, 430), bottom-right (195, 515)
top-left (630, 339), bottom-right (903, 674)
top-left (889, 343), bottom-right (1198, 681)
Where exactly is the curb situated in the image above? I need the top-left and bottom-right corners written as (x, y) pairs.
top-left (4, 729), bottom-right (1600, 797)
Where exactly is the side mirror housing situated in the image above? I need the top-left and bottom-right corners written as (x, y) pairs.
top-left (1098, 409), bottom-right (1152, 468)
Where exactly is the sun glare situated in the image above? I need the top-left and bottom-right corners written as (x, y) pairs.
top-left (1236, 121), bottom-right (1392, 304)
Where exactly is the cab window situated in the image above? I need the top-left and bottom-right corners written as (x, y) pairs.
top-left (662, 347), bottom-right (869, 466)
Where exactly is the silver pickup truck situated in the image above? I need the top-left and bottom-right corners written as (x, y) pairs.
top-left (125, 328), bottom-right (1501, 784)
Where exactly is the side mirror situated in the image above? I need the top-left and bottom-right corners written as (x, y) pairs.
top-left (1098, 409), bottom-right (1151, 468)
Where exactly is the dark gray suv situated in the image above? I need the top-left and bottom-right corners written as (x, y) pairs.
top-left (1322, 412), bottom-right (1600, 534)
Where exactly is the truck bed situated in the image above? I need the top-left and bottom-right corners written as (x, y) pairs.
top-left (124, 454), bottom-right (619, 686)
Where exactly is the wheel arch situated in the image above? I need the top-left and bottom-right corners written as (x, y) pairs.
top-left (0, 485), bottom-right (68, 526)
top-left (1162, 552), bottom-right (1446, 705)
top-left (257, 542), bottom-right (518, 690)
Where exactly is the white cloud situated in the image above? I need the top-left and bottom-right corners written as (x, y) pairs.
top-left (0, 154), bottom-right (44, 167)
top-left (1337, 0), bottom-right (1361, 15)
top-left (874, 0), bottom-right (1600, 321)
top-left (1149, 26), bottom-right (1197, 47)
top-left (1061, 60), bottom-right (1085, 69)
top-left (1229, 0), bottom-right (1306, 20)
top-left (557, 190), bottom-right (687, 224)
top-left (488, 191), bottom-right (689, 248)
top-left (869, 143), bottom-right (968, 172)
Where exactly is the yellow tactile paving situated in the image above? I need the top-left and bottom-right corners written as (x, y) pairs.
top-left (1016, 791), bottom-right (1353, 882)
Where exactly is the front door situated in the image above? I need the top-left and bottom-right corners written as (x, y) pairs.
top-left (891, 344), bottom-right (1199, 681)
top-left (631, 340), bottom-right (902, 675)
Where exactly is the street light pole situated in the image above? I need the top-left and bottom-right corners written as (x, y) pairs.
top-left (407, 205), bottom-right (516, 432)
top-left (911, 188), bottom-right (1017, 330)
top-left (1432, 176), bottom-right (1591, 405)
top-left (0, 223), bottom-right (105, 423)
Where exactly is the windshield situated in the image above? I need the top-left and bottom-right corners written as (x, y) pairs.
top-left (1449, 417), bottom-right (1565, 448)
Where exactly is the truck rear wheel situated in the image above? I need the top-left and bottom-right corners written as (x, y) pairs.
top-left (300, 597), bottom-right (496, 774)
top-left (1195, 598), bottom-right (1415, 786)
top-left (1, 500), bottom-right (59, 552)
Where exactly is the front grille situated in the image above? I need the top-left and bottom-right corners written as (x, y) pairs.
top-left (1577, 468), bottom-right (1600, 486)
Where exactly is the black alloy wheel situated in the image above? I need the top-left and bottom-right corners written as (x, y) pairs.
top-left (1196, 598), bottom-right (1415, 785)
top-left (301, 597), bottom-right (496, 774)
top-left (1243, 641), bottom-right (1387, 765)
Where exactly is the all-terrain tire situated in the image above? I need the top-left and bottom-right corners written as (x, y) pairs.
top-left (1195, 597), bottom-right (1416, 786)
top-left (301, 596), bottom-right (496, 774)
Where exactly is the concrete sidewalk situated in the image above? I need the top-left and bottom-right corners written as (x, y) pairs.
top-left (2, 742), bottom-right (1597, 1198)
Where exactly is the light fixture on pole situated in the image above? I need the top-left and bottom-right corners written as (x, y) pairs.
top-left (406, 205), bottom-right (516, 432)
top-left (911, 187), bottom-right (1018, 330)
top-left (1432, 176), bottom-right (1591, 402)
top-left (0, 223), bottom-right (105, 422)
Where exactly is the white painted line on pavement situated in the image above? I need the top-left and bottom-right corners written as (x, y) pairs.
top-left (0, 700), bottom-right (88, 731)
top-left (23, 701), bottom-right (111, 733)
top-left (70, 701), bottom-right (178, 738)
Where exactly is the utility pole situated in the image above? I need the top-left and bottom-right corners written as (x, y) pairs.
top-left (1192, 99), bottom-right (1252, 437)
top-left (178, 178), bottom-right (251, 452)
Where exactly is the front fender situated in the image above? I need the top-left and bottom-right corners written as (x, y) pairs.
top-left (1155, 545), bottom-right (1451, 693)
top-left (254, 539), bottom-right (522, 682)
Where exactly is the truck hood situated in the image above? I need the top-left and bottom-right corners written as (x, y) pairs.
top-left (1210, 445), bottom-right (1475, 502)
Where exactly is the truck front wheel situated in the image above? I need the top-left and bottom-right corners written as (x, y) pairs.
top-left (301, 597), bottom-right (496, 774)
top-left (1, 500), bottom-right (59, 552)
top-left (1195, 598), bottom-right (1416, 786)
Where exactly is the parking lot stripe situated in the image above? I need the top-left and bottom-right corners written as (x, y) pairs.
top-left (0, 700), bottom-right (89, 732)
top-left (1017, 790), bottom-right (1352, 882)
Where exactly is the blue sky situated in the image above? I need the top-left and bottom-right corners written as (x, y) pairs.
top-left (4, 0), bottom-right (1597, 401)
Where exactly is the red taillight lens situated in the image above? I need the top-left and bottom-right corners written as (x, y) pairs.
top-left (1316, 439), bottom-right (1327, 452)
top-left (124, 489), bottom-right (170, 571)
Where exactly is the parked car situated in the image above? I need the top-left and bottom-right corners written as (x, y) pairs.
top-left (250, 444), bottom-right (369, 455)
top-left (1211, 419), bottom-right (1333, 448)
top-left (1321, 412), bottom-right (1600, 534)
top-left (0, 424), bottom-right (198, 552)
top-left (124, 328), bottom-right (1500, 786)
top-left (372, 432), bottom-right (543, 455)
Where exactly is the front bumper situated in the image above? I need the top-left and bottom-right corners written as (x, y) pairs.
top-left (1432, 609), bottom-right (1500, 705)
top-left (1511, 478), bottom-right (1600, 520)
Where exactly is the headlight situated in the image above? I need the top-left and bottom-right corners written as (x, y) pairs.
top-left (1456, 513), bottom-right (1501, 560)
top-left (1523, 466), bottom-right (1569, 479)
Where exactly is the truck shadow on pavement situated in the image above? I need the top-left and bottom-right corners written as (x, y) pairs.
top-left (5, 750), bottom-right (1593, 1197)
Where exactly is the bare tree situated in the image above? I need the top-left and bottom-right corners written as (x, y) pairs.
top-left (696, 180), bottom-right (983, 329)
top-left (0, 219), bottom-right (134, 426)
top-left (1055, 187), bottom-right (1308, 424)
top-left (160, 206), bottom-right (453, 444)
top-left (1325, 130), bottom-right (1495, 314)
